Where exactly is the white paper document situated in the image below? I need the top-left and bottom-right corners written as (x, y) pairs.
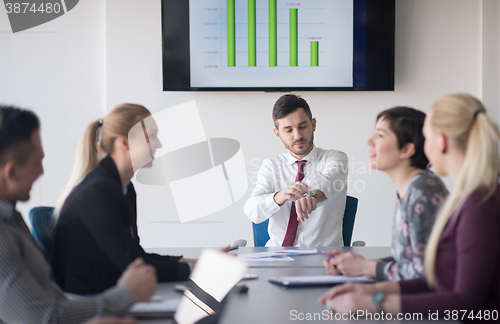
top-left (240, 256), bottom-right (295, 262)
top-left (237, 249), bottom-right (318, 261)
top-left (129, 298), bottom-right (180, 315)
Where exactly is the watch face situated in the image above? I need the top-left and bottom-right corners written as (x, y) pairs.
top-left (303, 190), bottom-right (317, 198)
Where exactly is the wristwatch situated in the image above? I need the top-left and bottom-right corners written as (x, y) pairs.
top-left (372, 292), bottom-right (385, 313)
top-left (303, 190), bottom-right (317, 199)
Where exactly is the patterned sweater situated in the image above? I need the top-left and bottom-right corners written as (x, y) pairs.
top-left (376, 171), bottom-right (448, 281)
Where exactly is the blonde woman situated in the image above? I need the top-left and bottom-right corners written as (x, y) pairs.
top-left (53, 104), bottom-right (193, 295)
top-left (319, 93), bottom-right (500, 319)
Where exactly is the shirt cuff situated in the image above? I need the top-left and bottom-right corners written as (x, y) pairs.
top-left (265, 193), bottom-right (281, 214)
top-left (98, 286), bottom-right (136, 316)
top-left (376, 261), bottom-right (389, 281)
top-left (177, 262), bottom-right (192, 281)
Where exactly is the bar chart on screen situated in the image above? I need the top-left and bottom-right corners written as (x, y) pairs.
top-left (188, 0), bottom-right (354, 88)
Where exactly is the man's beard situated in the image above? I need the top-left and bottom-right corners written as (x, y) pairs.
top-left (285, 135), bottom-right (314, 157)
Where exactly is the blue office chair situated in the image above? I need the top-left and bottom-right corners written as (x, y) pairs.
top-left (252, 195), bottom-right (360, 247)
top-left (29, 206), bottom-right (56, 263)
top-left (342, 196), bottom-right (359, 247)
top-left (252, 219), bottom-right (271, 247)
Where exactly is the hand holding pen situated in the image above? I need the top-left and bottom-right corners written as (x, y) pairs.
top-left (319, 250), bottom-right (343, 275)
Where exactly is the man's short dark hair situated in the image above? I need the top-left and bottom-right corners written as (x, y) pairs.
top-left (272, 94), bottom-right (312, 128)
top-left (0, 106), bottom-right (40, 166)
top-left (376, 106), bottom-right (429, 170)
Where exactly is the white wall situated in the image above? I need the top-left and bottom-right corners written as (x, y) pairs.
top-left (1, 0), bottom-right (498, 247)
top-left (0, 0), bottom-right (106, 222)
top-left (481, 0), bottom-right (500, 121)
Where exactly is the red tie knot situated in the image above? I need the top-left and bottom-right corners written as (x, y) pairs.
top-left (295, 160), bottom-right (307, 182)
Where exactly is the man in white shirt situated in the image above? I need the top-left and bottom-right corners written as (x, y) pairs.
top-left (244, 94), bottom-right (348, 247)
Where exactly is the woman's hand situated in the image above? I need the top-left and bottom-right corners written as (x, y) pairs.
top-left (319, 282), bottom-right (402, 316)
top-left (318, 283), bottom-right (378, 304)
top-left (325, 251), bottom-right (377, 277)
top-left (323, 250), bottom-right (343, 275)
top-left (325, 292), bottom-right (377, 314)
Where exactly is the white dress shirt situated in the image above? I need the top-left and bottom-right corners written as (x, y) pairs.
top-left (244, 146), bottom-right (348, 247)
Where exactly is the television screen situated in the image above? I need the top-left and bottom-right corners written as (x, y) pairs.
top-left (162, 0), bottom-right (394, 91)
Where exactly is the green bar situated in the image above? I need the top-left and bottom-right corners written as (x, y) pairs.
top-left (269, 0), bottom-right (277, 66)
top-left (311, 41), bottom-right (319, 66)
top-left (228, 0), bottom-right (236, 67)
top-left (290, 9), bottom-right (298, 66)
top-left (248, 0), bottom-right (256, 66)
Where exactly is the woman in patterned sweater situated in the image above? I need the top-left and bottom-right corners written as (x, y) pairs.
top-left (320, 93), bottom-right (499, 320)
top-left (323, 107), bottom-right (448, 281)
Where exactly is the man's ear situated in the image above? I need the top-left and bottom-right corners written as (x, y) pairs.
top-left (2, 161), bottom-right (17, 183)
top-left (273, 127), bottom-right (281, 140)
top-left (399, 143), bottom-right (416, 160)
top-left (312, 118), bottom-right (316, 132)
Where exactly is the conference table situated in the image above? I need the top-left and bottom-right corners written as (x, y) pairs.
top-left (141, 246), bottom-right (456, 324)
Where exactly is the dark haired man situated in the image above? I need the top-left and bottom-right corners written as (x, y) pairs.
top-left (244, 95), bottom-right (348, 246)
top-left (0, 106), bottom-right (156, 324)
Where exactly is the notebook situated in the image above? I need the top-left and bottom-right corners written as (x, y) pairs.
top-left (269, 275), bottom-right (373, 287)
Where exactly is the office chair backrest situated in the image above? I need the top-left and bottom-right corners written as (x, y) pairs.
top-left (28, 206), bottom-right (55, 262)
top-left (342, 196), bottom-right (359, 247)
top-left (252, 219), bottom-right (270, 247)
top-left (252, 195), bottom-right (359, 247)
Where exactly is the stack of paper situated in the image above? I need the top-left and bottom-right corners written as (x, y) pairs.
top-left (237, 249), bottom-right (318, 262)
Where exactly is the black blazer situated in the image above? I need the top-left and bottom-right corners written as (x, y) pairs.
top-left (53, 155), bottom-right (190, 295)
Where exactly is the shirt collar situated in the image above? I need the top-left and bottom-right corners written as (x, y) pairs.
top-left (285, 145), bottom-right (318, 166)
top-left (0, 199), bottom-right (15, 222)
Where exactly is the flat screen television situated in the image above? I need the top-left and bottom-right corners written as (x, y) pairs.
top-left (162, 0), bottom-right (395, 91)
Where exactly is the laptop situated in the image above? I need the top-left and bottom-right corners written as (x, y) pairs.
top-left (128, 249), bottom-right (247, 323)
top-left (174, 249), bottom-right (248, 324)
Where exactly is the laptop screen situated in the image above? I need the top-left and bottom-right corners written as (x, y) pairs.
top-left (174, 249), bottom-right (247, 324)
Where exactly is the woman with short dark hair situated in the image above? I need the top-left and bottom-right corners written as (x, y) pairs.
top-left (323, 106), bottom-right (448, 281)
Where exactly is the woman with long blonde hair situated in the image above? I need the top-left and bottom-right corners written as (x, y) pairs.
top-left (319, 93), bottom-right (500, 319)
top-left (53, 103), bottom-right (193, 295)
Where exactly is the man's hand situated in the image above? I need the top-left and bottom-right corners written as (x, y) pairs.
top-left (117, 258), bottom-right (157, 302)
top-left (82, 317), bottom-right (137, 324)
top-left (295, 196), bottom-right (317, 222)
top-left (273, 181), bottom-right (309, 206)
